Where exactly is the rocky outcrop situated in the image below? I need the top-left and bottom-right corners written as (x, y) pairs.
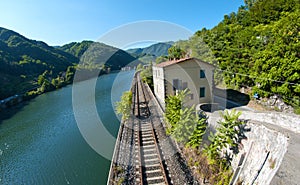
top-left (257, 95), bottom-right (294, 113)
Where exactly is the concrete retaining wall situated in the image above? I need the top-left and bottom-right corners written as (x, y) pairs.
top-left (231, 123), bottom-right (288, 185)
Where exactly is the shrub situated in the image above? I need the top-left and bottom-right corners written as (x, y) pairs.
top-left (116, 91), bottom-right (133, 121)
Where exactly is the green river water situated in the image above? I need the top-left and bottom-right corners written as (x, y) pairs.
top-left (0, 70), bottom-right (134, 185)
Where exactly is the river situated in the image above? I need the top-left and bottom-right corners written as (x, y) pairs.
top-left (0, 70), bottom-right (134, 185)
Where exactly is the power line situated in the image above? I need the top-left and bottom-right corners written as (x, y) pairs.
top-left (215, 68), bottom-right (299, 86)
top-left (152, 66), bottom-right (299, 85)
top-left (215, 68), bottom-right (300, 103)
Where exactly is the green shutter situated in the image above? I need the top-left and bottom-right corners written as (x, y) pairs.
top-left (200, 87), bottom-right (205, 98)
top-left (200, 70), bottom-right (206, 78)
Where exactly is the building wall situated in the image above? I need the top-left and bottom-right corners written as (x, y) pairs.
top-left (154, 59), bottom-right (214, 108)
top-left (152, 66), bottom-right (165, 107)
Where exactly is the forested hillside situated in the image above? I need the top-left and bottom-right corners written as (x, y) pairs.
top-left (0, 27), bottom-right (79, 99)
top-left (59, 41), bottom-right (94, 58)
top-left (127, 42), bottom-right (174, 57)
top-left (75, 42), bottom-right (137, 70)
top-left (127, 42), bottom-right (174, 64)
top-left (0, 28), bottom-right (137, 99)
top-left (179, 0), bottom-right (300, 107)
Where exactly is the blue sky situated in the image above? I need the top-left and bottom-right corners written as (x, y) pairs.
top-left (0, 0), bottom-right (244, 46)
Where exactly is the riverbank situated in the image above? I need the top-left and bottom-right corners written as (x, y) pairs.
top-left (0, 69), bottom-right (122, 113)
top-left (0, 70), bottom-right (134, 184)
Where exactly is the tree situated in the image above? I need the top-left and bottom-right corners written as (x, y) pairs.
top-left (165, 89), bottom-right (207, 148)
top-left (136, 64), bottom-right (143, 71)
top-left (165, 89), bottom-right (188, 133)
top-left (116, 91), bottom-right (133, 121)
top-left (66, 66), bottom-right (76, 83)
top-left (244, 0), bottom-right (257, 9)
top-left (187, 117), bottom-right (207, 149)
top-left (204, 110), bottom-right (245, 166)
top-left (140, 62), bottom-right (153, 88)
top-left (156, 56), bottom-right (168, 64)
top-left (37, 70), bottom-right (55, 92)
top-left (188, 0), bottom-right (300, 110)
top-left (168, 45), bottom-right (186, 60)
top-left (172, 106), bottom-right (197, 143)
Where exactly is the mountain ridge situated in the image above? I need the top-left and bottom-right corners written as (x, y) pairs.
top-left (0, 27), bottom-right (137, 99)
top-left (127, 41), bottom-right (174, 57)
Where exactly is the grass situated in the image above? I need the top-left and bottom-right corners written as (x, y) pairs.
top-left (183, 147), bottom-right (233, 184)
top-left (117, 177), bottom-right (125, 185)
top-left (269, 157), bottom-right (276, 169)
top-left (294, 107), bottom-right (300, 115)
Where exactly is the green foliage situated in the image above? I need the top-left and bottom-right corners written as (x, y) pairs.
top-left (23, 90), bottom-right (39, 100)
top-left (252, 9), bottom-right (300, 100)
top-left (165, 89), bottom-right (207, 148)
top-left (127, 42), bottom-right (174, 57)
top-left (77, 42), bottom-right (137, 71)
top-left (37, 70), bottom-right (55, 93)
top-left (294, 107), bottom-right (300, 115)
top-left (155, 55), bottom-right (168, 64)
top-left (172, 106), bottom-right (197, 143)
top-left (177, 35), bottom-right (217, 64)
top-left (116, 91), bottom-right (133, 121)
top-left (65, 66), bottom-right (76, 83)
top-left (0, 27), bottom-right (79, 99)
top-left (191, 0), bottom-right (300, 108)
top-left (216, 110), bottom-right (244, 153)
top-left (198, 110), bottom-right (244, 184)
top-left (0, 27), bottom-right (138, 99)
top-left (136, 64), bottom-right (143, 71)
top-left (204, 110), bottom-right (244, 169)
top-left (164, 89), bottom-right (188, 133)
top-left (136, 54), bottom-right (156, 64)
top-left (59, 41), bottom-right (93, 58)
top-left (126, 42), bottom-right (173, 66)
top-left (184, 147), bottom-right (232, 185)
top-left (140, 62), bottom-right (153, 88)
top-left (186, 117), bottom-right (207, 149)
top-left (168, 45), bottom-right (186, 60)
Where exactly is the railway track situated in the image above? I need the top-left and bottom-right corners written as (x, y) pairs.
top-left (133, 73), bottom-right (171, 185)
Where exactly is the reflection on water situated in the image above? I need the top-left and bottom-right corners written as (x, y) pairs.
top-left (0, 70), bottom-right (134, 185)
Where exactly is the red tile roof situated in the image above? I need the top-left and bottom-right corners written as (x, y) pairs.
top-left (155, 57), bottom-right (215, 68)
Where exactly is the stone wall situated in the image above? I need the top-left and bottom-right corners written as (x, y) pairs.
top-left (240, 111), bottom-right (300, 134)
top-left (231, 123), bottom-right (288, 185)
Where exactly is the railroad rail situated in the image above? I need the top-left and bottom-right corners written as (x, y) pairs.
top-left (133, 73), bottom-right (171, 185)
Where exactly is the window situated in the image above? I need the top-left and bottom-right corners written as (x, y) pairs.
top-left (190, 94), bottom-right (194, 100)
top-left (200, 70), bottom-right (206, 78)
top-left (200, 87), bottom-right (205, 98)
top-left (173, 79), bottom-right (183, 92)
top-left (182, 82), bottom-right (188, 90)
top-left (173, 79), bottom-right (179, 92)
